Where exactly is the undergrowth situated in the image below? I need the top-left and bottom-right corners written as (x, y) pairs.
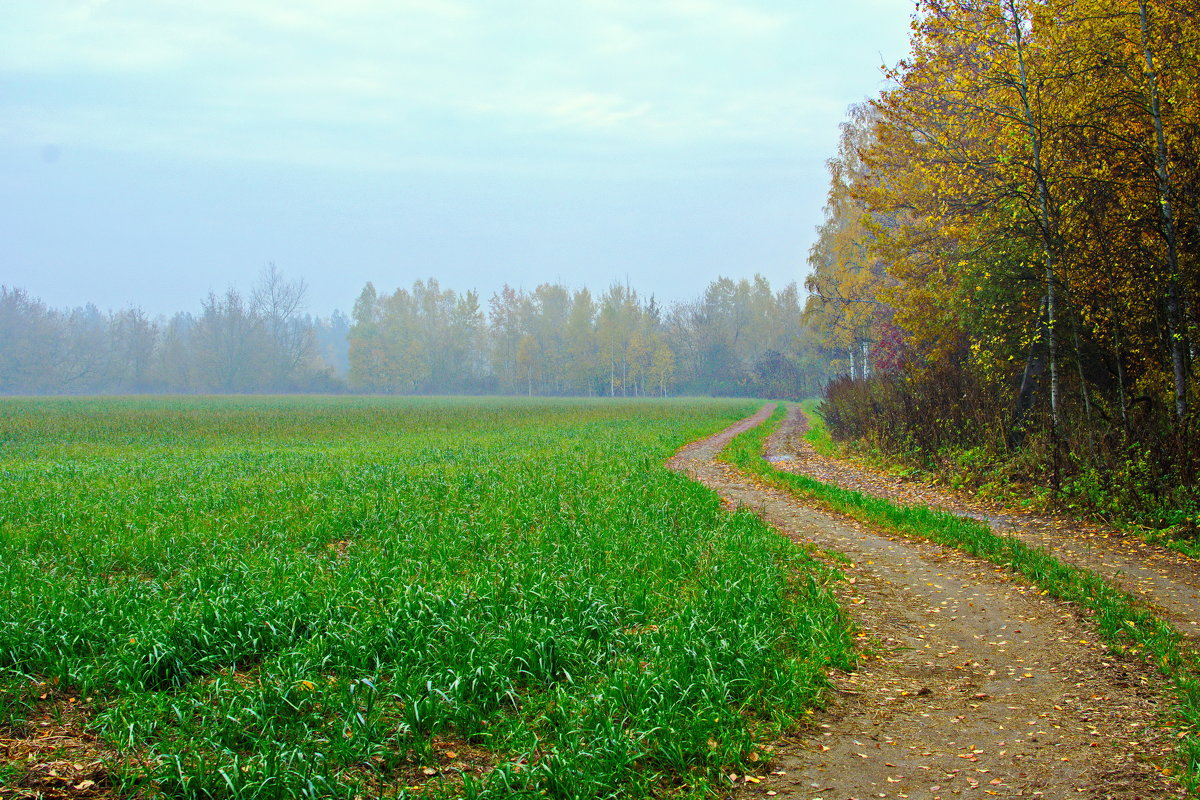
top-left (820, 373), bottom-right (1200, 552)
top-left (720, 402), bottom-right (1200, 793)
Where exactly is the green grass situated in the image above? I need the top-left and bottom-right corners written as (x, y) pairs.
top-left (797, 399), bottom-right (836, 458)
top-left (720, 402), bottom-right (1200, 792)
top-left (0, 396), bottom-right (855, 799)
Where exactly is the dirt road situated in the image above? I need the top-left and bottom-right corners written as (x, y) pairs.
top-left (669, 405), bottom-right (1182, 800)
top-left (768, 405), bottom-right (1200, 645)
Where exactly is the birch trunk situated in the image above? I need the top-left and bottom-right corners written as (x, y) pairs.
top-left (1006, 0), bottom-right (1059, 429)
top-left (1137, 0), bottom-right (1188, 420)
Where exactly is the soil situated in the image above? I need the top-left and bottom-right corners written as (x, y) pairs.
top-left (669, 404), bottom-right (1185, 800)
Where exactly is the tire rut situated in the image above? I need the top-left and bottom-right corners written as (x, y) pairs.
top-left (669, 406), bottom-right (1182, 800)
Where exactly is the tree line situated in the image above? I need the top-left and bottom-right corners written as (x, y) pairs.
top-left (0, 266), bottom-right (347, 394)
top-left (348, 275), bottom-right (827, 397)
top-left (1, 271), bottom-right (832, 398)
top-left (807, 0), bottom-right (1199, 525)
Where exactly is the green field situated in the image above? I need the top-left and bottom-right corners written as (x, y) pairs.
top-left (0, 397), bottom-right (853, 799)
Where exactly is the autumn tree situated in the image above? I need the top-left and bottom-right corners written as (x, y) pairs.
top-left (813, 0), bottom-right (1200, 518)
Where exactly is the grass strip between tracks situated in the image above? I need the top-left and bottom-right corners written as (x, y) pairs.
top-left (720, 402), bottom-right (1200, 793)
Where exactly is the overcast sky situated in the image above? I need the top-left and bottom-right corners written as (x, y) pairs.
top-left (2, 0), bottom-right (914, 317)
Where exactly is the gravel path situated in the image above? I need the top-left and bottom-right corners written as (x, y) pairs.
top-left (669, 405), bottom-right (1182, 800)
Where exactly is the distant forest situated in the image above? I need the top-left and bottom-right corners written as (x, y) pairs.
top-left (0, 267), bottom-right (834, 398)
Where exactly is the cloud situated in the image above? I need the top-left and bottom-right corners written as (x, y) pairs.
top-left (2, 0), bottom-right (913, 171)
top-left (545, 93), bottom-right (653, 130)
top-left (662, 0), bottom-right (790, 35)
top-left (591, 23), bottom-right (645, 55)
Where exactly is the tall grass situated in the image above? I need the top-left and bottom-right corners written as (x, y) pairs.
top-left (0, 397), bottom-right (855, 799)
top-left (721, 403), bottom-right (1200, 792)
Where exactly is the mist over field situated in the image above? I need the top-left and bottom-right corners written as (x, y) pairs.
top-left (1, 1), bottom-right (917, 398)
top-left (2, 1), bottom-right (911, 319)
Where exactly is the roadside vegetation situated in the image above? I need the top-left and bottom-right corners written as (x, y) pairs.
top-left (0, 397), bottom-right (854, 799)
top-left (819, 375), bottom-right (1200, 552)
top-left (721, 403), bottom-right (1200, 792)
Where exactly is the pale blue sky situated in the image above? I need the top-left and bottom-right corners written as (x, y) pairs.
top-left (2, 0), bottom-right (913, 316)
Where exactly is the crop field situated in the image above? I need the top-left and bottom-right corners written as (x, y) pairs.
top-left (0, 397), bottom-right (854, 799)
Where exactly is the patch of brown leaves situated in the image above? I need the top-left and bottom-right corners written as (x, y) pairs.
top-left (0, 685), bottom-right (122, 800)
top-left (350, 737), bottom-right (496, 798)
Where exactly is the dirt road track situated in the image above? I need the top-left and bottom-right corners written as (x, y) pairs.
top-left (669, 405), bottom-right (1182, 800)
top-left (767, 405), bottom-right (1200, 646)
